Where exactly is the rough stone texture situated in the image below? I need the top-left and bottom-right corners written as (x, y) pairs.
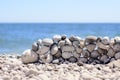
top-left (32, 42), bottom-right (38, 51)
top-left (42, 38), bottom-right (53, 46)
top-left (53, 35), bottom-right (61, 43)
top-left (37, 46), bottom-right (49, 55)
top-left (21, 49), bottom-right (38, 64)
top-left (39, 52), bottom-right (53, 63)
top-left (62, 45), bottom-right (75, 52)
top-left (1, 55), bottom-right (120, 80)
top-left (96, 41), bottom-right (109, 50)
top-left (85, 36), bottom-right (97, 43)
top-left (62, 52), bottom-right (72, 59)
top-left (102, 36), bottom-right (109, 45)
top-left (65, 38), bottom-right (72, 45)
top-left (107, 48), bottom-right (115, 57)
top-left (113, 43), bottom-right (120, 52)
top-left (91, 50), bottom-right (100, 59)
top-left (82, 50), bottom-right (90, 58)
top-left (50, 44), bottom-right (58, 55)
top-left (22, 35), bottom-right (120, 65)
top-left (115, 52), bottom-right (120, 59)
top-left (86, 44), bottom-right (96, 52)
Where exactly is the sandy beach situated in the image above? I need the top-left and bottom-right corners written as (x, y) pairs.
top-left (0, 55), bottom-right (120, 80)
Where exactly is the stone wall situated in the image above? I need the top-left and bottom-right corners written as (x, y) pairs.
top-left (21, 35), bottom-right (120, 64)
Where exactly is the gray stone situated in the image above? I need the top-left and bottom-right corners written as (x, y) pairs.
top-left (37, 39), bottom-right (42, 46)
top-left (91, 50), bottom-right (100, 59)
top-left (78, 57), bottom-right (88, 63)
top-left (58, 40), bottom-right (65, 47)
top-left (82, 50), bottom-right (90, 58)
top-left (79, 40), bottom-right (85, 48)
top-left (107, 48), bottom-right (115, 57)
top-left (75, 46), bottom-right (82, 54)
top-left (69, 35), bottom-right (76, 42)
top-left (50, 44), bottom-right (58, 55)
top-left (37, 46), bottom-right (49, 55)
top-left (97, 48), bottom-right (105, 55)
top-left (85, 36), bottom-right (97, 43)
top-left (21, 49), bottom-right (38, 64)
top-left (54, 49), bottom-right (62, 58)
top-left (32, 42), bottom-right (38, 51)
top-left (96, 42), bottom-right (109, 50)
top-left (62, 52), bottom-right (72, 59)
top-left (73, 40), bottom-right (80, 46)
top-left (69, 35), bottom-right (81, 42)
top-left (39, 52), bottom-right (53, 63)
top-left (113, 43), bottom-right (120, 52)
top-left (53, 35), bottom-right (61, 43)
top-left (69, 57), bottom-right (77, 63)
top-left (72, 51), bottom-right (80, 58)
top-left (102, 36), bottom-right (109, 45)
top-left (100, 55), bottom-right (108, 63)
top-left (114, 36), bottom-right (120, 43)
top-left (86, 44), bottom-right (96, 52)
top-left (115, 52), bottom-right (120, 59)
top-left (61, 35), bottom-right (66, 40)
top-left (52, 59), bottom-right (59, 64)
top-left (62, 45), bottom-right (75, 52)
top-left (42, 38), bottom-right (53, 46)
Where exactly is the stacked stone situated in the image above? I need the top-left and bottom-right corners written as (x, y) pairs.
top-left (21, 35), bottom-right (120, 64)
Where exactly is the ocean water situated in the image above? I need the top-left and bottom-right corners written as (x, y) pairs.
top-left (0, 23), bottom-right (120, 54)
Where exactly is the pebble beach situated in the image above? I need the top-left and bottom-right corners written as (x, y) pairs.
top-left (1, 55), bottom-right (120, 80)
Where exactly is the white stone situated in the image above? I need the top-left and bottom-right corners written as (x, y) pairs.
top-left (115, 52), bottom-right (120, 59)
top-left (86, 44), bottom-right (96, 52)
top-left (39, 52), bottom-right (53, 63)
top-left (52, 59), bottom-right (59, 64)
top-left (21, 49), bottom-right (38, 64)
top-left (37, 46), bottom-right (50, 55)
top-left (62, 52), bottom-right (72, 59)
top-left (53, 35), bottom-right (61, 43)
top-left (58, 40), bottom-right (65, 47)
top-left (42, 38), bottom-right (53, 46)
top-left (65, 38), bottom-right (72, 45)
top-left (114, 36), bottom-right (120, 43)
top-left (62, 45), bottom-right (75, 52)
top-left (54, 49), bottom-right (62, 58)
top-left (51, 44), bottom-right (58, 55)
top-left (37, 39), bottom-right (42, 46)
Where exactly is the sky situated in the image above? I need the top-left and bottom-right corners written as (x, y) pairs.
top-left (0, 0), bottom-right (120, 23)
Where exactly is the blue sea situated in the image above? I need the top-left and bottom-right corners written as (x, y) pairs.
top-left (0, 23), bottom-right (120, 54)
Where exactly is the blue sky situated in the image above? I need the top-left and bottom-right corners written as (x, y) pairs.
top-left (0, 0), bottom-right (120, 23)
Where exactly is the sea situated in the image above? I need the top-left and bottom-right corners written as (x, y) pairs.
top-left (0, 23), bottom-right (120, 54)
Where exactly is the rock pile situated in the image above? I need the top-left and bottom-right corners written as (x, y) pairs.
top-left (21, 35), bottom-right (120, 64)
